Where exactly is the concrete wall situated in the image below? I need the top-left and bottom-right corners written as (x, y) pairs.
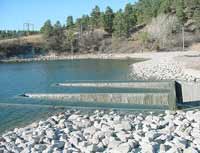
top-left (176, 81), bottom-right (200, 103)
top-left (57, 81), bottom-right (174, 89)
top-left (24, 93), bottom-right (170, 105)
top-left (23, 81), bottom-right (177, 110)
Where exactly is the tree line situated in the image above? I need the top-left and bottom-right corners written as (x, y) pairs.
top-left (1, 0), bottom-right (199, 43)
top-left (41, 0), bottom-right (200, 34)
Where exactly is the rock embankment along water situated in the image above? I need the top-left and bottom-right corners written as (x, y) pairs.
top-left (1, 109), bottom-right (200, 153)
top-left (131, 51), bottom-right (200, 82)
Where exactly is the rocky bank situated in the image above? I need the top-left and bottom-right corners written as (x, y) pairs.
top-left (131, 51), bottom-right (200, 82)
top-left (0, 109), bottom-right (200, 153)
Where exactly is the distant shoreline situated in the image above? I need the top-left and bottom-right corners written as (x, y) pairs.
top-left (0, 53), bottom-right (148, 63)
top-left (2, 51), bottom-right (200, 82)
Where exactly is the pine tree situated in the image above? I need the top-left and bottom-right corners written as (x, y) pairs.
top-left (90, 5), bottom-right (101, 28)
top-left (124, 3), bottom-right (137, 37)
top-left (159, 0), bottom-right (172, 13)
top-left (113, 10), bottom-right (126, 37)
top-left (67, 16), bottom-right (74, 28)
top-left (40, 20), bottom-right (53, 38)
top-left (103, 6), bottom-right (114, 33)
top-left (193, 8), bottom-right (200, 29)
top-left (45, 21), bottom-right (67, 52)
top-left (176, 0), bottom-right (186, 25)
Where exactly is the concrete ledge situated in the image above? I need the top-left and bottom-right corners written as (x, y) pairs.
top-left (176, 81), bottom-right (200, 103)
top-left (57, 81), bottom-right (173, 89)
top-left (23, 93), bottom-right (170, 105)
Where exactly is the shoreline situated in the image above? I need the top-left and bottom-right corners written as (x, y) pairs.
top-left (1, 51), bottom-right (200, 152)
top-left (0, 51), bottom-right (193, 63)
top-left (0, 53), bottom-right (148, 63)
top-left (1, 109), bottom-right (200, 152)
top-left (2, 51), bottom-right (200, 82)
top-left (130, 51), bottom-right (200, 82)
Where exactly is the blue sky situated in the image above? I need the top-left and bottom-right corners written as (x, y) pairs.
top-left (0, 0), bottom-right (136, 30)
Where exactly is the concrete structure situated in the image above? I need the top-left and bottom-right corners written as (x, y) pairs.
top-left (23, 92), bottom-right (170, 105)
top-left (176, 81), bottom-right (200, 104)
top-left (22, 81), bottom-right (177, 110)
top-left (57, 81), bottom-right (173, 89)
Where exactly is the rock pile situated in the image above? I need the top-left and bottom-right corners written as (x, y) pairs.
top-left (131, 57), bottom-right (200, 82)
top-left (0, 109), bottom-right (200, 153)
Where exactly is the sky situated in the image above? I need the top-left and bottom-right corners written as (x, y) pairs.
top-left (0, 0), bottom-right (136, 31)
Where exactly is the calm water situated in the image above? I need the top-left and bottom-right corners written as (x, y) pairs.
top-left (0, 59), bottom-right (164, 134)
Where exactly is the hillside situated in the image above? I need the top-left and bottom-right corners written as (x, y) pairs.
top-left (0, 34), bottom-right (43, 45)
top-left (0, 34), bottom-right (45, 59)
top-left (0, 0), bottom-right (200, 59)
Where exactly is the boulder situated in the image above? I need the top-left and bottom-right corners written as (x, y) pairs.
top-left (183, 147), bottom-right (198, 153)
top-left (114, 121), bottom-right (132, 131)
top-left (108, 140), bottom-right (121, 149)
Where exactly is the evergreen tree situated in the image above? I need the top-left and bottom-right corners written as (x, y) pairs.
top-left (113, 10), bottom-right (126, 37)
top-left (40, 20), bottom-right (53, 38)
top-left (77, 15), bottom-right (90, 31)
top-left (54, 21), bottom-right (62, 30)
top-left (90, 5), bottom-right (101, 28)
top-left (46, 21), bottom-right (67, 52)
top-left (124, 3), bottom-right (137, 37)
top-left (67, 16), bottom-right (74, 28)
top-left (193, 8), bottom-right (200, 29)
top-left (159, 0), bottom-right (173, 13)
top-left (176, 0), bottom-right (186, 25)
top-left (103, 6), bottom-right (114, 33)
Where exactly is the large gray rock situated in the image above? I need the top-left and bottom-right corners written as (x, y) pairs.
top-left (194, 112), bottom-right (200, 123)
top-left (108, 140), bottom-right (121, 149)
top-left (45, 129), bottom-right (56, 139)
top-left (114, 121), bottom-right (132, 131)
top-left (85, 144), bottom-right (98, 152)
top-left (183, 147), bottom-right (198, 153)
top-left (109, 143), bottom-right (131, 153)
top-left (173, 137), bottom-right (188, 150)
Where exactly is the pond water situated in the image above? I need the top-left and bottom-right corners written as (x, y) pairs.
top-left (0, 59), bottom-right (165, 134)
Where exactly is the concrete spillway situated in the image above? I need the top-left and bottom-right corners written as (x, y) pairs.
top-left (21, 81), bottom-right (177, 110)
top-left (23, 92), bottom-right (170, 105)
top-left (57, 81), bottom-right (173, 89)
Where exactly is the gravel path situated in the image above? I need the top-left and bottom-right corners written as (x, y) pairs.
top-left (0, 109), bottom-right (200, 153)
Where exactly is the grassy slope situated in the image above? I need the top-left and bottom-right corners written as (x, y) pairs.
top-left (0, 34), bottom-right (44, 45)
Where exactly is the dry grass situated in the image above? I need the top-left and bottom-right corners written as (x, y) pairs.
top-left (190, 43), bottom-right (200, 51)
top-left (0, 34), bottom-right (43, 45)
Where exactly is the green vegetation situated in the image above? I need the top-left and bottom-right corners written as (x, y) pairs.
top-left (113, 10), bottom-right (126, 38)
top-left (90, 5), bottom-right (101, 29)
top-left (102, 7), bottom-right (114, 34)
top-left (40, 20), bottom-right (53, 38)
top-left (1, 0), bottom-right (200, 58)
top-left (176, 0), bottom-right (186, 25)
top-left (66, 16), bottom-right (74, 29)
top-left (40, 0), bottom-right (200, 40)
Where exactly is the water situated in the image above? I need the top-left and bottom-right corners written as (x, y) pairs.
top-left (0, 59), bottom-right (165, 134)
